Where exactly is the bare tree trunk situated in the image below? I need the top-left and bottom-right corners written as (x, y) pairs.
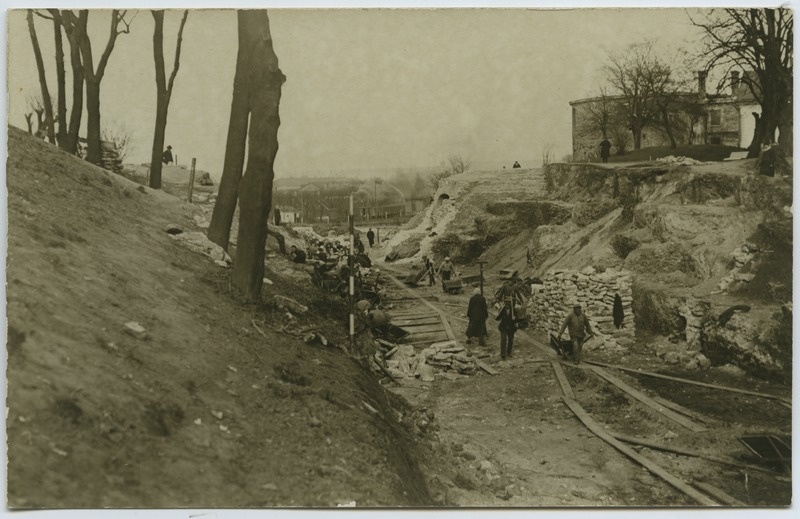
top-left (230, 10), bottom-right (285, 301)
top-left (25, 114), bottom-right (33, 134)
top-left (63, 10), bottom-right (86, 155)
top-left (631, 125), bottom-right (643, 150)
top-left (27, 10), bottom-right (56, 144)
top-left (49, 9), bottom-right (68, 148)
top-left (85, 79), bottom-right (102, 164)
top-left (661, 107), bottom-right (677, 149)
top-left (747, 112), bottom-right (763, 159)
top-left (149, 10), bottom-right (188, 189)
top-left (207, 17), bottom-right (252, 250)
top-left (77, 10), bottom-right (127, 165)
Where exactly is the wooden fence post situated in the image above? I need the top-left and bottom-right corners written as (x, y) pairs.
top-left (187, 157), bottom-right (196, 203)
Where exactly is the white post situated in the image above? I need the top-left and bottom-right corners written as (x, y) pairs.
top-left (349, 194), bottom-right (355, 347)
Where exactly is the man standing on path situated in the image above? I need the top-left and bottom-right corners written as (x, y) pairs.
top-left (366, 228), bottom-right (375, 248)
top-left (466, 288), bottom-right (488, 347)
top-left (423, 255), bottom-right (435, 286)
top-left (558, 303), bottom-right (594, 365)
top-left (496, 300), bottom-right (517, 360)
top-left (599, 137), bottom-right (612, 164)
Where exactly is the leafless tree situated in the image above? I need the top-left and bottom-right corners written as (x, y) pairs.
top-left (541, 142), bottom-right (554, 167)
top-left (690, 8), bottom-right (793, 156)
top-left (585, 87), bottom-right (614, 138)
top-left (60, 10), bottom-right (87, 154)
top-left (448, 155), bottom-right (470, 175)
top-left (26, 10), bottom-right (56, 144)
top-left (604, 41), bottom-right (675, 150)
top-left (208, 10), bottom-right (286, 301)
top-left (69, 10), bottom-right (134, 165)
top-left (148, 10), bottom-right (189, 189)
top-left (24, 113), bottom-right (34, 134)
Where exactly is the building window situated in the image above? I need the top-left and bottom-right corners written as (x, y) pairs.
top-left (709, 109), bottom-right (722, 126)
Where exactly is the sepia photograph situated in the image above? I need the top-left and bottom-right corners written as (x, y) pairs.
top-left (3, 1), bottom-right (794, 511)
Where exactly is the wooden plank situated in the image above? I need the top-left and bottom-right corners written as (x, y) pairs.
top-left (611, 433), bottom-right (776, 475)
top-left (560, 397), bottom-right (720, 507)
top-left (585, 360), bottom-right (791, 405)
top-left (550, 360), bottom-right (575, 399)
top-left (590, 366), bottom-right (707, 433)
top-left (475, 359), bottom-right (497, 376)
top-left (403, 323), bottom-right (447, 335)
top-left (400, 336), bottom-right (450, 346)
top-left (393, 318), bottom-right (442, 326)
top-left (438, 312), bottom-right (456, 341)
top-left (651, 395), bottom-right (711, 425)
top-left (693, 482), bottom-right (747, 507)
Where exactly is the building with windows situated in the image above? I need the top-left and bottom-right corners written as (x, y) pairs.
top-left (569, 71), bottom-right (759, 161)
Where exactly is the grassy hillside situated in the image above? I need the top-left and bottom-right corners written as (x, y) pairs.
top-left (5, 126), bottom-right (433, 507)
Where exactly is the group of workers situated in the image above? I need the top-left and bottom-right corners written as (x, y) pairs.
top-left (465, 274), bottom-right (594, 364)
top-left (418, 255), bottom-right (456, 291)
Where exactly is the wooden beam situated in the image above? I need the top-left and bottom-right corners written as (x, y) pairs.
top-left (551, 360), bottom-right (575, 399)
top-left (610, 433), bottom-right (776, 475)
top-left (693, 482), bottom-right (747, 507)
top-left (585, 360), bottom-right (791, 406)
top-left (561, 397), bottom-right (720, 507)
top-left (590, 366), bottom-right (707, 433)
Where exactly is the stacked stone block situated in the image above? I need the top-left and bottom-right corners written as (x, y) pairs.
top-left (528, 267), bottom-right (636, 351)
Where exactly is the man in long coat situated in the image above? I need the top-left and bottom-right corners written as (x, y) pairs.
top-left (466, 288), bottom-right (488, 346)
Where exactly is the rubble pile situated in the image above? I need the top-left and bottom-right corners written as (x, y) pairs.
top-left (528, 266), bottom-right (635, 351)
top-left (373, 340), bottom-right (478, 381)
top-left (655, 155), bottom-right (702, 166)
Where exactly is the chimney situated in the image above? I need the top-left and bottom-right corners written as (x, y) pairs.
top-left (697, 70), bottom-right (707, 96)
top-left (730, 70), bottom-right (740, 95)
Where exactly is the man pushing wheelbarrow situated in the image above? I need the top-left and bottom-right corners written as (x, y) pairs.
top-left (554, 302), bottom-right (595, 365)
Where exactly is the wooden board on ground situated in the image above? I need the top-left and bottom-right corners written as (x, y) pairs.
top-left (651, 395), bottom-right (712, 425)
top-left (693, 482), bottom-right (747, 507)
top-left (475, 359), bottom-right (497, 375)
top-left (611, 433), bottom-right (775, 475)
top-left (550, 360), bottom-right (575, 399)
top-left (585, 360), bottom-right (791, 405)
top-left (590, 366), bottom-right (707, 433)
top-left (393, 317), bottom-right (443, 326)
top-left (561, 397), bottom-right (719, 507)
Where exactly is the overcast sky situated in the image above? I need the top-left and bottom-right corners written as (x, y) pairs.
top-left (7, 8), bottom-right (708, 178)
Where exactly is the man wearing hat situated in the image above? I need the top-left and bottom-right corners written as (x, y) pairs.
top-left (162, 145), bottom-right (174, 165)
top-left (557, 303), bottom-right (594, 365)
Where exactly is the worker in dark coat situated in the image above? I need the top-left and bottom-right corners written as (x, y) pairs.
top-left (599, 137), bottom-right (612, 164)
top-left (366, 228), bottom-right (375, 247)
top-left (423, 255), bottom-right (435, 286)
top-left (466, 288), bottom-right (488, 346)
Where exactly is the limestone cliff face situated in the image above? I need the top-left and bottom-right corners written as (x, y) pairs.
top-left (394, 159), bottom-right (791, 377)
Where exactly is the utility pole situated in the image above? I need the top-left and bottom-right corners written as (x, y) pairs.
top-left (348, 194), bottom-right (355, 350)
top-left (478, 260), bottom-right (486, 296)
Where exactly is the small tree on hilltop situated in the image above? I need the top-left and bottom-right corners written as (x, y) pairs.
top-left (448, 155), bottom-right (470, 175)
top-left (101, 121), bottom-right (133, 162)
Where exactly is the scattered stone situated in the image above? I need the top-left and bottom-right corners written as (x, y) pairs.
top-left (194, 418), bottom-right (202, 425)
top-left (663, 351), bottom-right (680, 364)
top-left (274, 295), bottom-right (309, 315)
top-left (170, 231), bottom-right (232, 265)
top-left (417, 363), bottom-right (436, 382)
top-left (479, 460), bottom-right (493, 472)
top-left (211, 411), bottom-right (223, 420)
top-left (309, 416), bottom-right (321, 427)
top-left (696, 354), bottom-right (711, 370)
top-left (453, 471), bottom-right (477, 491)
top-left (459, 451), bottom-right (477, 461)
top-left (261, 483), bottom-right (278, 491)
top-left (123, 321), bottom-right (148, 340)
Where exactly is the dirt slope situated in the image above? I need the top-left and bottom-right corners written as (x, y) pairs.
top-left (5, 126), bottom-right (432, 507)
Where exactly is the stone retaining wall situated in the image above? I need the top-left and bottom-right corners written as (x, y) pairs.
top-left (528, 267), bottom-right (636, 352)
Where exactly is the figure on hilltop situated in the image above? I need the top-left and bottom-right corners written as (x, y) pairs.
top-left (162, 145), bottom-right (174, 165)
top-left (599, 137), bottom-right (611, 164)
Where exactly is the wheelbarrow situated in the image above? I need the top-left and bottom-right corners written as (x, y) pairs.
top-left (549, 334), bottom-right (574, 358)
top-left (442, 277), bottom-right (464, 294)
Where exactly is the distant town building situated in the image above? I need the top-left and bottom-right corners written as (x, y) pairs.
top-left (569, 71), bottom-right (759, 161)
